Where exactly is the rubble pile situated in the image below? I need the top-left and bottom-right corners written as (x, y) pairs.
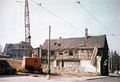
top-left (42, 65), bottom-right (99, 76)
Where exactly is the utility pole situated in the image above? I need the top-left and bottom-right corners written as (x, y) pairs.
top-left (24, 0), bottom-right (31, 57)
top-left (111, 55), bottom-right (112, 73)
top-left (47, 26), bottom-right (51, 80)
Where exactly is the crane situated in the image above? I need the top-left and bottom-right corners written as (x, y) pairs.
top-left (24, 0), bottom-right (31, 57)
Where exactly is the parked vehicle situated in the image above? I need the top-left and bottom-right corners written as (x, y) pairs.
top-left (21, 56), bottom-right (43, 73)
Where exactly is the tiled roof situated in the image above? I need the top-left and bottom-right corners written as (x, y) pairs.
top-left (42, 35), bottom-right (108, 50)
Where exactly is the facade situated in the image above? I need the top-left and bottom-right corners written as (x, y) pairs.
top-left (108, 51), bottom-right (119, 73)
top-left (3, 41), bottom-right (32, 59)
top-left (41, 29), bottom-right (109, 75)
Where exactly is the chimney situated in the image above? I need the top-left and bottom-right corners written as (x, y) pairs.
top-left (39, 45), bottom-right (42, 58)
top-left (85, 28), bottom-right (88, 40)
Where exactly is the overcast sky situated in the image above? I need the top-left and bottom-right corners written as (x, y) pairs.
top-left (0, 0), bottom-right (119, 53)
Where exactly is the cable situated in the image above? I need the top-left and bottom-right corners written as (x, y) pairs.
top-left (31, 0), bottom-right (119, 37)
top-left (76, 0), bottom-right (88, 4)
top-left (76, 2), bottom-right (114, 35)
top-left (31, 0), bottom-right (81, 32)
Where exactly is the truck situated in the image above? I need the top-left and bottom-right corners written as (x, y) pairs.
top-left (21, 56), bottom-right (43, 73)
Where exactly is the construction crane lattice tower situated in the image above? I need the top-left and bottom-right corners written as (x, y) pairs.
top-left (25, 0), bottom-right (31, 44)
top-left (24, 0), bottom-right (31, 57)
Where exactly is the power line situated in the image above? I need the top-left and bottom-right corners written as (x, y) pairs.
top-left (31, 0), bottom-right (81, 32)
top-left (76, 1), bottom-right (115, 35)
top-left (31, 0), bottom-right (119, 37)
top-left (76, 1), bottom-right (120, 37)
top-left (76, 0), bottom-right (88, 3)
top-left (106, 34), bottom-right (120, 36)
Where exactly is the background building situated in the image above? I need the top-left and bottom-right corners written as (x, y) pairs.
top-left (108, 50), bottom-right (119, 73)
top-left (3, 41), bottom-right (32, 59)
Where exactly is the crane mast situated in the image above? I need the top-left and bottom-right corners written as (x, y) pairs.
top-left (24, 0), bottom-right (31, 57)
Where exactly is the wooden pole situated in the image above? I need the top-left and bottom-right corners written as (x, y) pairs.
top-left (47, 25), bottom-right (51, 80)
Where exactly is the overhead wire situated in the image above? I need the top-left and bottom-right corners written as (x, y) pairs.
top-left (31, 0), bottom-right (119, 37)
top-left (30, 0), bottom-right (119, 51)
top-left (76, 1), bottom-right (120, 37)
top-left (77, 2), bottom-right (111, 33)
top-left (31, 0), bottom-right (81, 32)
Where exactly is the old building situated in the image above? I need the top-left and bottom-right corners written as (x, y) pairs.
top-left (108, 50), bottom-right (119, 73)
top-left (41, 29), bottom-right (109, 75)
top-left (3, 41), bottom-right (32, 59)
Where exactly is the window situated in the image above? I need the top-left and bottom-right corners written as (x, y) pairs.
top-left (21, 45), bottom-right (24, 48)
top-left (51, 51), bottom-right (54, 55)
top-left (69, 50), bottom-right (73, 56)
top-left (58, 44), bottom-right (61, 46)
top-left (62, 61), bottom-right (64, 67)
top-left (42, 50), bottom-right (47, 56)
top-left (59, 52), bottom-right (63, 55)
top-left (54, 42), bottom-right (57, 45)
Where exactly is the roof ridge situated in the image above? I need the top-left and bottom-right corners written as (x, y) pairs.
top-left (46, 34), bottom-right (106, 40)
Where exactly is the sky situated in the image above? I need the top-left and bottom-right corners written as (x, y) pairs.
top-left (0, 0), bottom-right (119, 54)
